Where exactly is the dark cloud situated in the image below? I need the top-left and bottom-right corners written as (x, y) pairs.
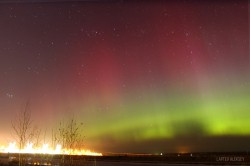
top-left (171, 120), bottom-right (208, 136)
top-left (94, 135), bottom-right (250, 154)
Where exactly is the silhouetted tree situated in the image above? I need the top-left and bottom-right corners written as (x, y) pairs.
top-left (30, 126), bottom-right (41, 148)
top-left (55, 116), bottom-right (84, 166)
top-left (11, 102), bottom-right (38, 166)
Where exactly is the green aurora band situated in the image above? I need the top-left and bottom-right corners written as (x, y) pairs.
top-left (81, 75), bottom-right (250, 146)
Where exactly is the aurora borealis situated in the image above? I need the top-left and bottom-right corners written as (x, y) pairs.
top-left (0, 0), bottom-right (249, 153)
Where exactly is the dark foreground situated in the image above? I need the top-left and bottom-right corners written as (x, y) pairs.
top-left (1, 152), bottom-right (250, 165)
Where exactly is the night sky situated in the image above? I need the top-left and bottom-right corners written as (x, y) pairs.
top-left (0, 0), bottom-right (250, 153)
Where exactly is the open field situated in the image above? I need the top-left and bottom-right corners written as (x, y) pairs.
top-left (1, 152), bottom-right (250, 166)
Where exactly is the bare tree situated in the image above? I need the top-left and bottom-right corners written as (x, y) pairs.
top-left (30, 126), bottom-right (41, 148)
top-left (55, 117), bottom-right (84, 150)
top-left (54, 117), bottom-right (84, 166)
top-left (11, 102), bottom-right (37, 166)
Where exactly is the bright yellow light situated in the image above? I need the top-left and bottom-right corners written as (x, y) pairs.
top-left (0, 142), bottom-right (102, 156)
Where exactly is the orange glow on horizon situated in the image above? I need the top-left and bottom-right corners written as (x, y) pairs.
top-left (0, 142), bottom-right (102, 156)
top-left (177, 146), bottom-right (190, 154)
